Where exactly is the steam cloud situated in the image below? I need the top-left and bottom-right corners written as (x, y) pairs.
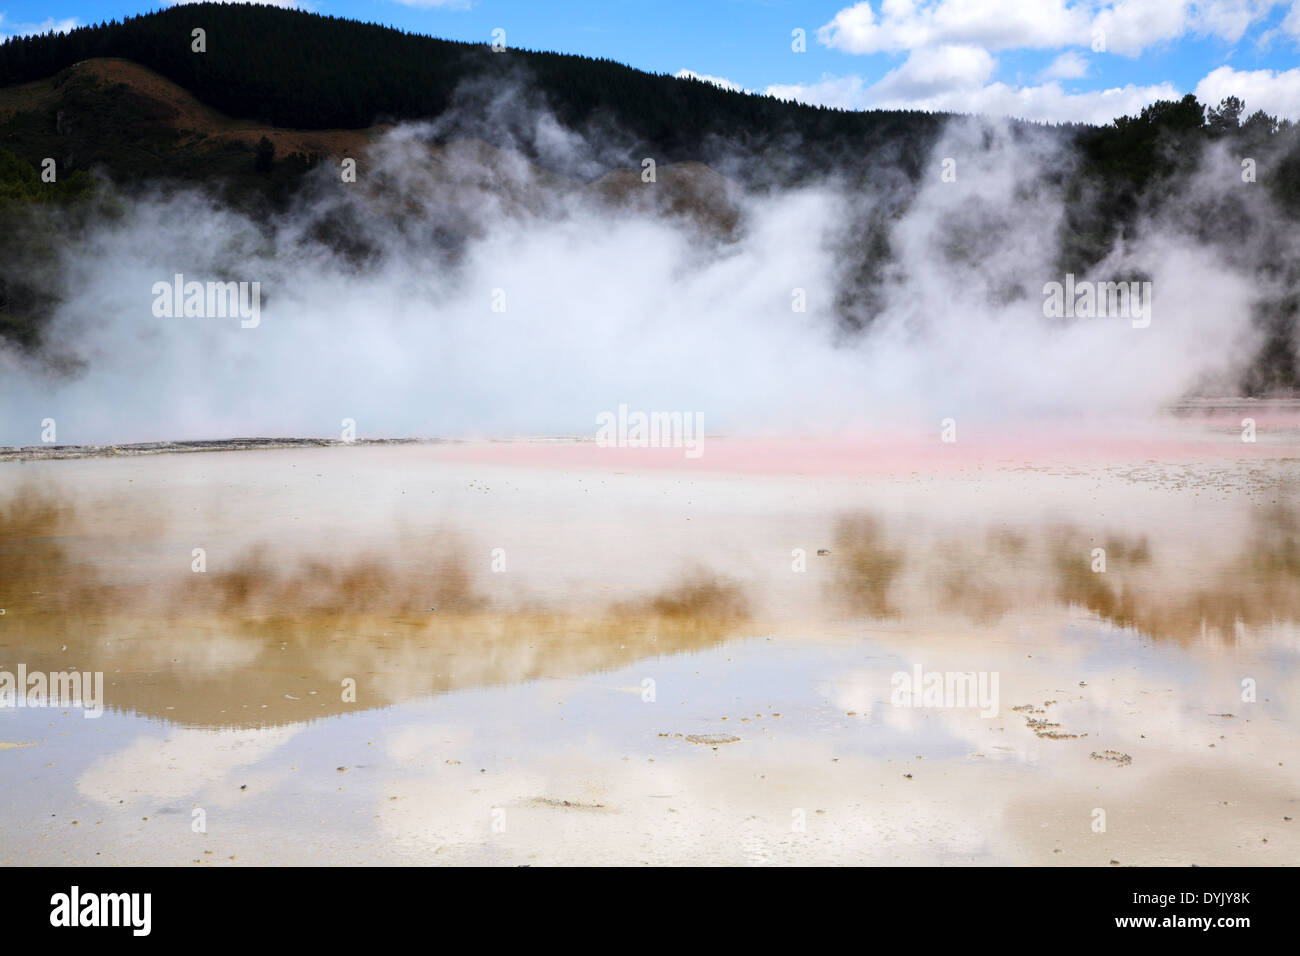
top-left (0, 93), bottom-right (1284, 447)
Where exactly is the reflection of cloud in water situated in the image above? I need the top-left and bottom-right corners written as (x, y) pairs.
top-left (77, 726), bottom-right (301, 805)
top-left (374, 734), bottom-right (1000, 865)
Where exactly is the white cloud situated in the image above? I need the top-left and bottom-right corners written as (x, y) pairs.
top-left (818, 0), bottom-right (1092, 54)
top-left (674, 69), bottom-right (755, 94)
top-left (770, 55), bottom-right (1300, 125)
top-left (385, 0), bottom-right (473, 8)
top-left (1196, 63), bottom-right (1300, 119)
top-left (1283, 0), bottom-right (1300, 38)
top-left (1185, 0), bottom-right (1275, 43)
top-left (923, 79), bottom-right (1184, 123)
top-left (0, 15), bottom-right (79, 39)
top-left (768, 75), bottom-right (876, 110)
top-left (868, 45), bottom-right (998, 100)
top-left (817, 1), bottom-right (1286, 57)
top-left (768, 72), bottom-right (1181, 125)
top-left (774, 2), bottom-right (1300, 122)
top-left (1043, 51), bottom-right (1090, 79)
top-left (1090, 0), bottom-right (1193, 55)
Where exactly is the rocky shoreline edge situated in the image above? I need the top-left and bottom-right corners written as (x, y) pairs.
top-left (0, 437), bottom-right (431, 462)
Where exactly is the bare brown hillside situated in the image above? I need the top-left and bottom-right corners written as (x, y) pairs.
top-left (0, 57), bottom-right (386, 158)
top-left (0, 56), bottom-right (739, 236)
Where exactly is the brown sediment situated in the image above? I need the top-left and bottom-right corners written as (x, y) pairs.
top-left (522, 798), bottom-right (611, 812)
top-left (1090, 750), bottom-right (1133, 766)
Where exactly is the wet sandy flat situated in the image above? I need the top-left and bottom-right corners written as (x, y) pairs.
top-left (0, 424), bottom-right (1297, 865)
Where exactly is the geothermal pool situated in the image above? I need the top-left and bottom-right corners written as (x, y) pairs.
top-left (1, 423), bottom-right (1297, 865)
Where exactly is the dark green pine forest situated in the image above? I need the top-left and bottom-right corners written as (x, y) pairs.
top-left (0, 4), bottom-right (1298, 392)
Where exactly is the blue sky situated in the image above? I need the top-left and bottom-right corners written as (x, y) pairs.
top-left (3, 1), bottom-right (1300, 123)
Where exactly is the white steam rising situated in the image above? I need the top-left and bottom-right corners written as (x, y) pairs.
top-left (0, 109), bottom-right (1270, 446)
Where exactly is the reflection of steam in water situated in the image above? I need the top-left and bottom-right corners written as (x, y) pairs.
top-left (0, 490), bottom-right (752, 728)
top-left (610, 575), bottom-right (748, 636)
top-left (828, 514), bottom-right (905, 619)
top-left (0, 489), bottom-right (108, 617)
top-left (3, 465), bottom-right (1298, 731)
top-left (192, 542), bottom-right (484, 617)
top-left (1044, 501), bottom-right (1300, 642)
top-left (824, 497), bottom-right (1300, 644)
top-left (1116, 498), bottom-right (1300, 642)
top-left (1050, 529), bottom-right (1150, 632)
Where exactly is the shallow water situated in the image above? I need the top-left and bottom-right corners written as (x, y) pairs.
top-left (1, 429), bottom-right (1297, 865)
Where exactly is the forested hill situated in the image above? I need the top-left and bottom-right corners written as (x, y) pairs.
top-left (1, 5), bottom-right (1298, 393)
top-left (0, 3), bottom-right (953, 178)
